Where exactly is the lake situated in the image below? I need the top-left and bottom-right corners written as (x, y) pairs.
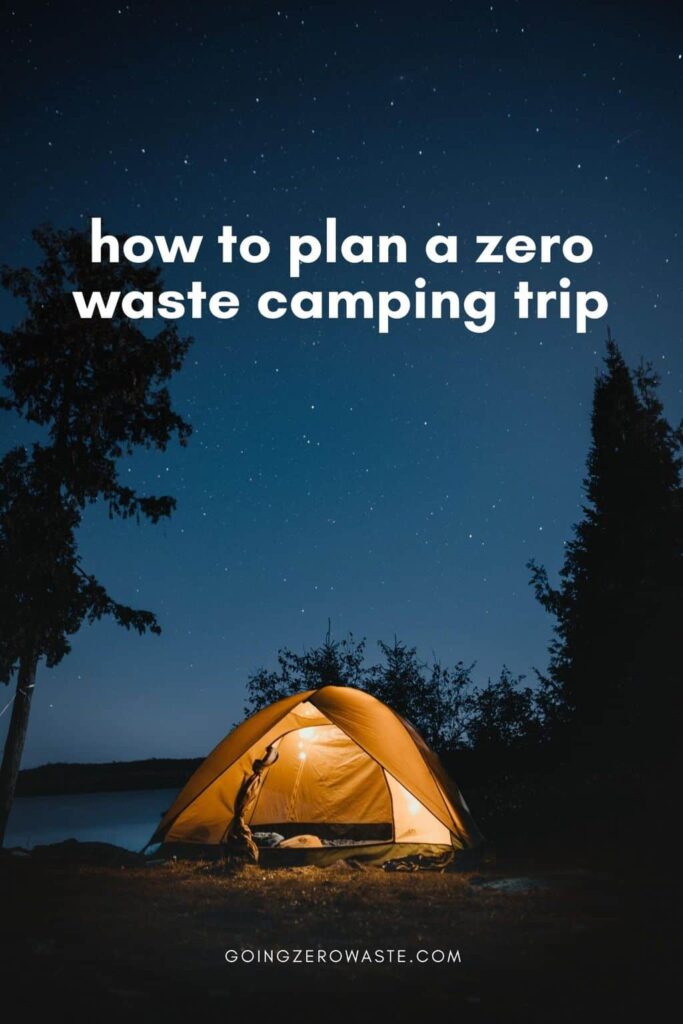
top-left (4, 788), bottom-right (179, 852)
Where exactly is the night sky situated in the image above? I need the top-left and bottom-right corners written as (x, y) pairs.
top-left (1, 1), bottom-right (682, 767)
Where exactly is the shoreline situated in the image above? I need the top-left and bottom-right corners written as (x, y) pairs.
top-left (16, 757), bottom-right (203, 798)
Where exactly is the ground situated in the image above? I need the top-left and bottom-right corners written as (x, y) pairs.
top-left (0, 851), bottom-right (673, 1020)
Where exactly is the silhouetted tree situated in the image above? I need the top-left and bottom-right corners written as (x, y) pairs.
top-left (467, 667), bottom-right (542, 757)
top-left (243, 627), bottom-right (548, 764)
top-left (365, 638), bottom-right (426, 725)
top-left (243, 625), bottom-right (366, 714)
top-left (0, 225), bottom-right (192, 843)
top-left (529, 337), bottom-right (682, 762)
top-left (366, 638), bottom-right (474, 750)
top-left (414, 659), bottom-right (476, 751)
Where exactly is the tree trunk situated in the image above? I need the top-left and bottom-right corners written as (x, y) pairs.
top-left (0, 652), bottom-right (38, 847)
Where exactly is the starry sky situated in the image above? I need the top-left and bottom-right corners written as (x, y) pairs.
top-left (1, 1), bottom-right (682, 767)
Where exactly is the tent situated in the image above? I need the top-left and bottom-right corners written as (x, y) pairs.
top-left (150, 685), bottom-right (483, 866)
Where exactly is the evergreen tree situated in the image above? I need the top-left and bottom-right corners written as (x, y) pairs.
top-left (366, 638), bottom-right (474, 750)
top-left (244, 630), bottom-right (478, 755)
top-left (365, 638), bottom-right (425, 726)
top-left (416, 659), bottom-right (476, 752)
top-left (0, 226), bottom-right (192, 843)
top-left (466, 667), bottom-right (541, 757)
top-left (529, 337), bottom-right (682, 761)
top-left (243, 625), bottom-right (366, 714)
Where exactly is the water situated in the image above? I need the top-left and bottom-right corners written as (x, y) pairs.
top-left (4, 788), bottom-right (178, 852)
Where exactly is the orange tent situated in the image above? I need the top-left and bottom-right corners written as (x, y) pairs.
top-left (150, 685), bottom-right (482, 864)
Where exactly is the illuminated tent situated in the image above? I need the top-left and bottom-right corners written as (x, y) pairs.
top-left (150, 685), bottom-right (482, 865)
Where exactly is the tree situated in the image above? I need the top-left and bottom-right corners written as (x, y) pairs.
top-left (365, 638), bottom-right (473, 751)
top-left (466, 667), bottom-right (541, 757)
top-left (365, 638), bottom-right (425, 726)
top-left (244, 628), bottom-right (480, 755)
top-left (419, 660), bottom-right (475, 752)
top-left (529, 336), bottom-right (682, 762)
top-left (0, 225), bottom-right (192, 843)
top-left (243, 625), bottom-right (366, 715)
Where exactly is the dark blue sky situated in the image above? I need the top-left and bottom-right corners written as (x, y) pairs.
top-left (1, 1), bottom-right (682, 766)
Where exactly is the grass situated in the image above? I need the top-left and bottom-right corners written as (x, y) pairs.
top-left (0, 852), bottom-right (672, 1020)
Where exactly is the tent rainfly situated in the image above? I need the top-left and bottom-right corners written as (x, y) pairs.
top-left (150, 685), bottom-right (483, 866)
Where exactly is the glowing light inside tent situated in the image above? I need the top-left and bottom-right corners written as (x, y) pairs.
top-left (159, 693), bottom-right (473, 849)
top-left (407, 795), bottom-right (421, 816)
top-left (296, 701), bottom-right (319, 719)
top-left (296, 726), bottom-right (316, 761)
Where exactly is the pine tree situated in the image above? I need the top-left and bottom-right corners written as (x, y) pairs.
top-left (366, 638), bottom-right (425, 725)
top-left (366, 638), bottom-right (474, 750)
top-left (466, 667), bottom-right (541, 757)
top-left (0, 226), bottom-right (192, 843)
top-left (529, 336), bottom-right (682, 762)
top-left (243, 625), bottom-right (366, 715)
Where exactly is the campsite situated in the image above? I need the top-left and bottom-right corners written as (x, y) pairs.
top-left (0, 681), bottom-right (675, 1018)
top-left (0, 825), bottom-right (671, 1018)
top-left (149, 686), bottom-right (481, 865)
top-left (1, 4), bottom-right (680, 1019)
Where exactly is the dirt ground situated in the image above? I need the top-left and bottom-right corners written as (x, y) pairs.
top-left (0, 853), bottom-right (673, 1021)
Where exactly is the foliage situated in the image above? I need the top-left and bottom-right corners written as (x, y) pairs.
top-left (528, 337), bottom-right (682, 758)
top-left (0, 225), bottom-right (192, 681)
top-left (244, 628), bottom-right (545, 759)
top-left (466, 667), bottom-right (542, 753)
top-left (365, 638), bottom-right (474, 751)
top-left (243, 627), bottom-right (366, 714)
